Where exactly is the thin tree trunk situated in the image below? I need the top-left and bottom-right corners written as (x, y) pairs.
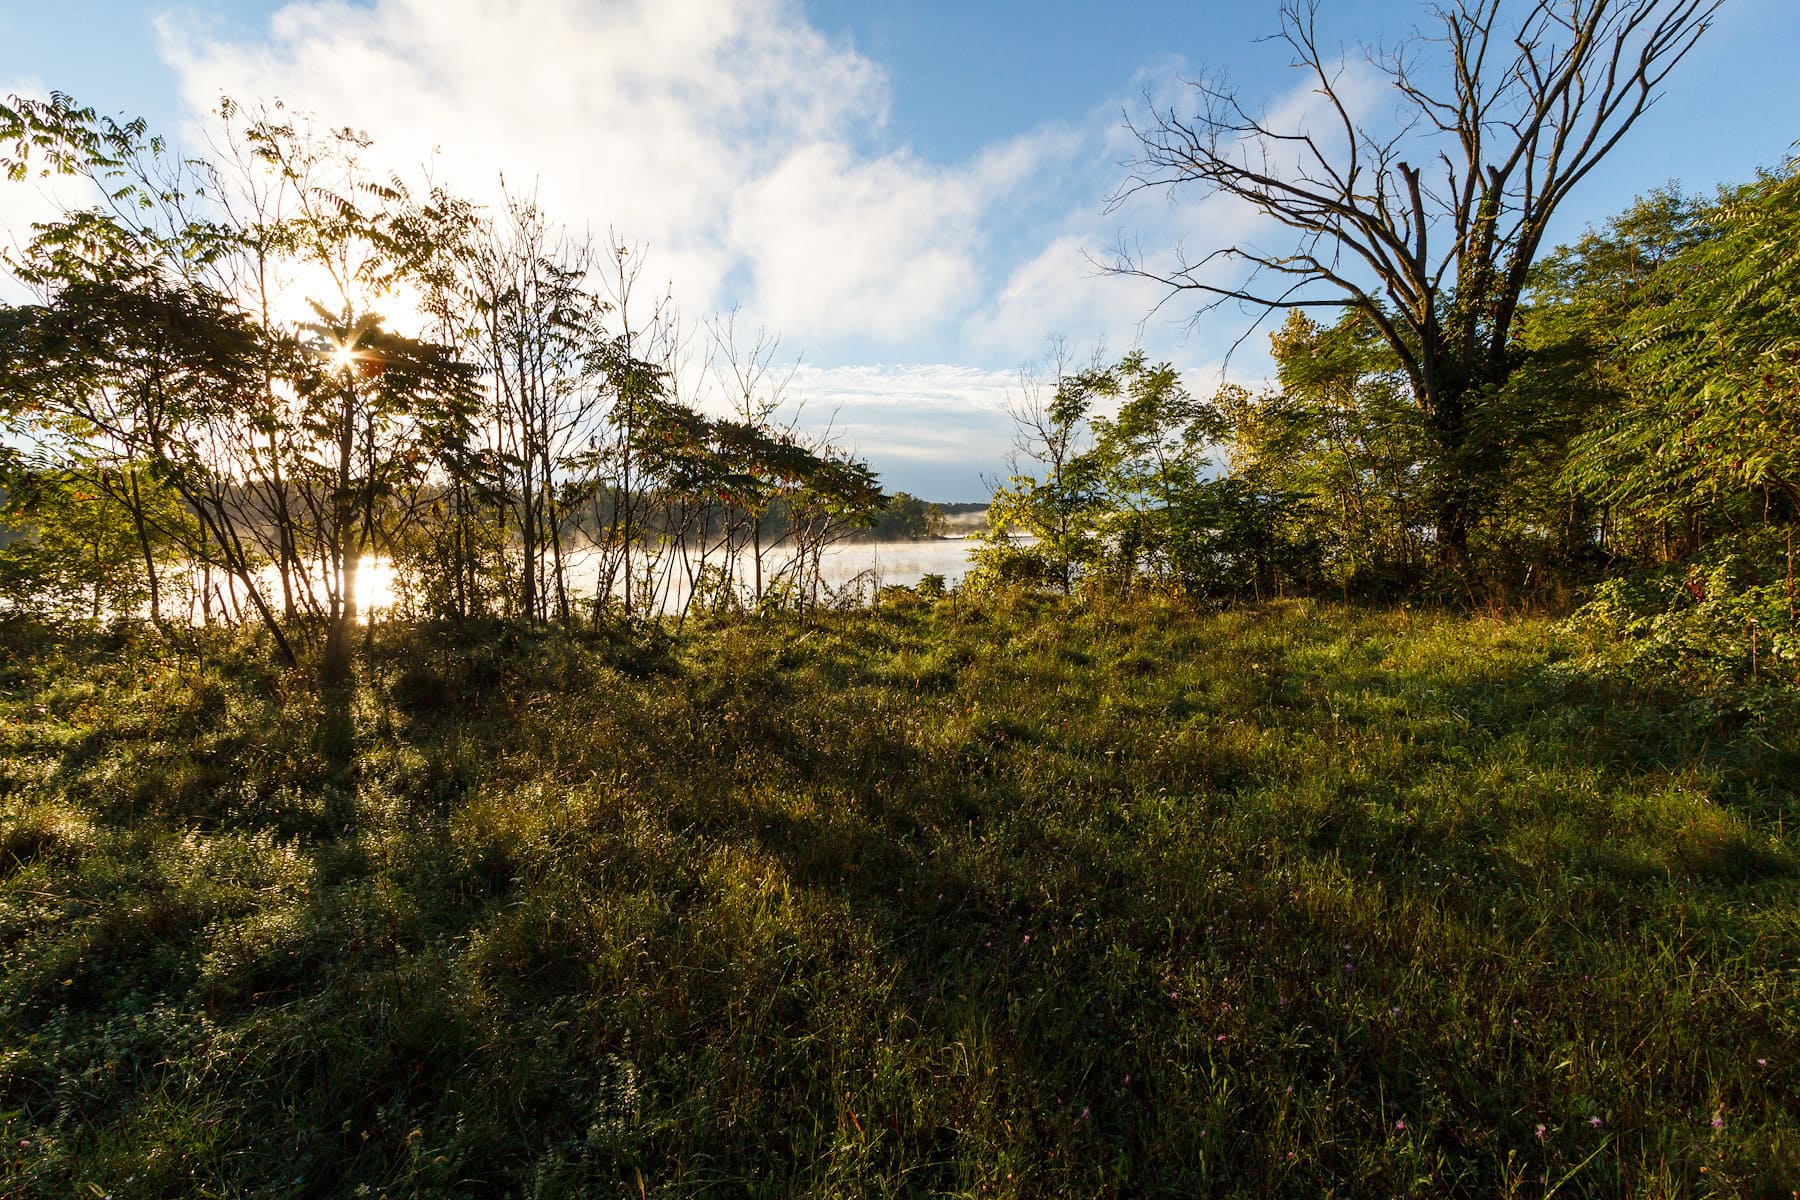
top-left (126, 468), bottom-right (163, 625)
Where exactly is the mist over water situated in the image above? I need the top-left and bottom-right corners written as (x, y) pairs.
top-left (190, 538), bottom-right (994, 624)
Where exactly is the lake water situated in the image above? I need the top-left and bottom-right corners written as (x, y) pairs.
top-left (571, 537), bottom-right (995, 615)
top-left (196, 537), bottom-right (1000, 623)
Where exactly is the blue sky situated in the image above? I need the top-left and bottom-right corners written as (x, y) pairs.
top-left (5, 0), bottom-right (1797, 499)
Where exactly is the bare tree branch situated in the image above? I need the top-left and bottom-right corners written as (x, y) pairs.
top-left (1107, 0), bottom-right (1720, 555)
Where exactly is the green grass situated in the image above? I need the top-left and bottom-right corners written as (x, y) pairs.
top-left (1, 596), bottom-right (1796, 1197)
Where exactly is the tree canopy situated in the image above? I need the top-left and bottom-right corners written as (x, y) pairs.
top-left (1114, 0), bottom-right (1721, 559)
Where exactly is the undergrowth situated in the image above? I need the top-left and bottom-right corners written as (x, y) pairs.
top-left (0, 597), bottom-right (1795, 1197)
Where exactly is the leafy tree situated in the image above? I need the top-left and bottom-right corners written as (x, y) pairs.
top-left (1556, 164), bottom-right (1800, 683)
top-left (1081, 352), bottom-right (1223, 593)
top-left (974, 358), bottom-right (1106, 593)
top-left (869, 492), bottom-right (946, 541)
top-left (1505, 187), bottom-right (1710, 570)
top-left (1567, 166), bottom-right (1800, 553)
top-left (1114, 0), bottom-right (1721, 565)
top-left (0, 232), bottom-right (285, 642)
top-left (3, 93), bottom-right (307, 657)
top-left (973, 351), bottom-right (1319, 600)
top-left (0, 463), bottom-right (185, 621)
top-left (1224, 312), bottom-right (1432, 592)
top-left (295, 306), bottom-right (479, 671)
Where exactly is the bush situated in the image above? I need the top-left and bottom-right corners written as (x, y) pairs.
top-left (1570, 529), bottom-right (1799, 690)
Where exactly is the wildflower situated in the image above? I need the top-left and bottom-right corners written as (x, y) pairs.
top-left (1535, 1124), bottom-right (1546, 1139)
top-left (1395, 1119), bottom-right (1406, 1131)
top-left (1080, 1107), bottom-right (1090, 1120)
top-left (1588, 1116), bottom-right (1602, 1127)
top-left (1022, 934), bottom-right (1030, 944)
top-left (1757, 1058), bottom-right (1768, 1067)
top-left (1711, 1115), bottom-right (1725, 1129)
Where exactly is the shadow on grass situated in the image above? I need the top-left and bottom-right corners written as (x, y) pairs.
top-left (6, 605), bottom-right (1798, 1196)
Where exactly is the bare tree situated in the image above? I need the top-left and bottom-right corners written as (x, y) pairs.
top-left (1112, 0), bottom-right (1719, 559)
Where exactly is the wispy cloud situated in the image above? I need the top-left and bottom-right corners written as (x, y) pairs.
top-left (785, 362), bottom-right (1019, 497)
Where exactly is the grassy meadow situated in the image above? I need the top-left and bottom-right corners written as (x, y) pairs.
top-left (1, 596), bottom-right (1796, 1197)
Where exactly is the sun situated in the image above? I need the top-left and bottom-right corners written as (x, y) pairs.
top-left (330, 344), bottom-right (358, 372)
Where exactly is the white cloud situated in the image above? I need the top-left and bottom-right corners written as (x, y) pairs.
top-left (0, 176), bottom-right (61, 301)
top-left (964, 232), bottom-right (1147, 358)
top-left (728, 143), bottom-right (982, 341)
top-left (965, 59), bottom-right (1392, 378)
top-left (785, 362), bottom-right (1020, 496)
top-left (146, 2), bottom-right (1371, 490)
top-left (0, 80), bottom-right (106, 303)
top-left (158, 0), bottom-right (1052, 353)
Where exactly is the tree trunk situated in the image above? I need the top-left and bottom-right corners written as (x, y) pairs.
top-left (126, 468), bottom-right (162, 626)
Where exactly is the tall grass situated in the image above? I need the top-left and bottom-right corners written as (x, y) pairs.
top-left (0, 597), bottom-right (1794, 1196)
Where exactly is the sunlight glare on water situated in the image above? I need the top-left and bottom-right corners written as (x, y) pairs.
top-left (205, 538), bottom-right (1006, 623)
top-left (352, 557), bottom-right (401, 617)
